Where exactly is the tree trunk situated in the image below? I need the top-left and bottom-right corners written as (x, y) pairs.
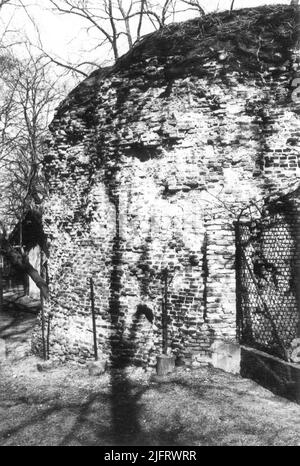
top-left (0, 241), bottom-right (48, 300)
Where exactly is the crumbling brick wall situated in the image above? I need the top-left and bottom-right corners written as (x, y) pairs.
top-left (32, 5), bottom-right (300, 368)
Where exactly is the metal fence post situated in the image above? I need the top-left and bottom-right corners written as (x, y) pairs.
top-left (162, 269), bottom-right (168, 355)
top-left (90, 277), bottom-right (98, 361)
top-left (40, 251), bottom-right (46, 360)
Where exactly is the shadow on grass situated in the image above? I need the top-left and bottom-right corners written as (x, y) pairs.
top-left (0, 380), bottom-right (188, 446)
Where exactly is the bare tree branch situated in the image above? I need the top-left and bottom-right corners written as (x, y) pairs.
top-left (47, 0), bottom-right (206, 66)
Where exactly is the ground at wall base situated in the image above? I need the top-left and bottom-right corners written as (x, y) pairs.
top-left (1, 353), bottom-right (300, 446)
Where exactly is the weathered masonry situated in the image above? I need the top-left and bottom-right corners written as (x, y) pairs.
top-left (32, 5), bottom-right (300, 371)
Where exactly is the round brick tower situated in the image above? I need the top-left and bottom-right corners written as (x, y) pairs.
top-left (32, 5), bottom-right (300, 370)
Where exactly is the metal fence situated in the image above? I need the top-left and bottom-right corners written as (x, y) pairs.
top-left (236, 212), bottom-right (299, 360)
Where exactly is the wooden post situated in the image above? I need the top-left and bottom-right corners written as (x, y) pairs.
top-left (40, 293), bottom-right (46, 360)
top-left (46, 314), bottom-right (52, 360)
top-left (90, 277), bottom-right (98, 361)
top-left (40, 252), bottom-right (46, 360)
top-left (156, 268), bottom-right (176, 376)
top-left (162, 269), bottom-right (168, 355)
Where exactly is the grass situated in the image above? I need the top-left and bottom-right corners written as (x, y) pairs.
top-left (0, 356), bottom-right (300, 446)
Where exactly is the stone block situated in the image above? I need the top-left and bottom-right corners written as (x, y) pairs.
top-left (88, 359), bottom-right (107, 376)
top-left (10, 345), bottom-right (29, 361)
top-left (210, 340), bottom-right (241, 374)
top-left (156, 355), bottom-right (175, 376)
top-left (37, 360), bottom-right (58, 372)
top-left (241, 346), bottom-right (300, 404)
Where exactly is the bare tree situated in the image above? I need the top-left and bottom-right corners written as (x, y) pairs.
top-left (48, 0), bottom-right (129, 61)
top-left (0, 0), bottom-right (25, 52)
top-left (0, 0), bottom-right (67, 298)
top-left (0, 52), bottom-right (62, 298)
top-left (0, 55), bottom-right (59, 225)
top-left (48, 0), bottom-right (205, 68)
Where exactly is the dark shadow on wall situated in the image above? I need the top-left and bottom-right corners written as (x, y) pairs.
top-left (106, 167), bottom-right (153, 445)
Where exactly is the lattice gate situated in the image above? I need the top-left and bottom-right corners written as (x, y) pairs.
top-left (236, 212), bottom-right (299, 360)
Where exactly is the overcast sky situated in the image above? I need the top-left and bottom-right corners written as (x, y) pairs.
top-left (0, 0), bottom-right (292, 72)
